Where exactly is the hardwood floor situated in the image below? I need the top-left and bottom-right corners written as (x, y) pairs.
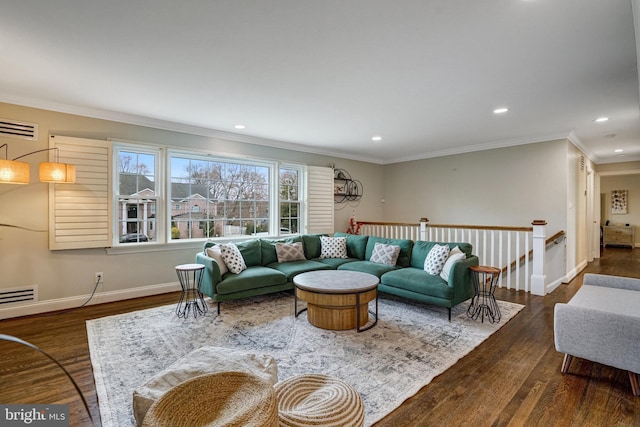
top-left (0, 247), bottom-right (638, 426)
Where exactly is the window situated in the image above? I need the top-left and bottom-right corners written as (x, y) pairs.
top-left (115, 148), bottom-right (159, 244)
top-left (169, 155), bottom-right (271, 239)
top-left (279, 166), bottom-right (301, 234)
top-left (53, 137), bottom-right (333, 249)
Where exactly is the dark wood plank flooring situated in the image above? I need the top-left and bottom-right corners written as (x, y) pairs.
top-left (0, 247), bottom-right (638, 426)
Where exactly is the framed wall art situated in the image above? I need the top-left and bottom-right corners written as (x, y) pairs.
top-left (611, 189), bottom-right (628, 214)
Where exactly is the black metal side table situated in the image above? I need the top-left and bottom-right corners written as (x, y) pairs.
top-left (175, 263), bottom-right (208, 319)
top-left (467, 265), bottom-right (502, 323)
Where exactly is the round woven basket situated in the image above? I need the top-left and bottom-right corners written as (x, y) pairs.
top-left (274, 374), bottom-right (364, 427)
top-left (142, 371), bottom-right (278, 427)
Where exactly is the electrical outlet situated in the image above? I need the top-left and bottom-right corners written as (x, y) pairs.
top-left (95, 272), bottom-right (104, 284)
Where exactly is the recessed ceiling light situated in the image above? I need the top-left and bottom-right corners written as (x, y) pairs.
top-left (614, 149), bottom-right (623, 153)
top-left (594, 117), bottom-right (609, 123)
top-left (493, 107), bottom-right (509, 114)
top-left (234, 124), bottom-right (246, 129)
top-left (371, 136), bottom-right (382, 142)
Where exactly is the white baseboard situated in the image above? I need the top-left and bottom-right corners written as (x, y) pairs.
top-left (0, 282), bottom-right (181, 320)
top-left (545, 277), bottom-right (564, 294)
top-left (548, 260), bottom-right (589, 295)
top-left (564, 260), bottom-right (588, 283)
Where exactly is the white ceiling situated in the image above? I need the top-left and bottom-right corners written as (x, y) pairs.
top-left (1, 0), bottom-right (639, 164)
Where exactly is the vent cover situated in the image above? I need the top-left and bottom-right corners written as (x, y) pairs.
top-left (0, 286), bottom-right (38, 306)
top-left (578, 154), bottom-right (585, 173)
top-left (0, 118), bottom-right (38, 141)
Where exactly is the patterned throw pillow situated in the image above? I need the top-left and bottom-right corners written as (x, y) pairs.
top-left (205, 245), bottom-right (229, 276)
top-left (219, 243), bottom-right (247, 274)
top-left (276, 242), bottom-right (307, 263)
top-left (319, 236), bottom-right (348, 259)
top-left (439, 246), bottom-right (465, 281)
top-left (424, 244), bottom-right (451, 275)
top-left (369, 242), bottom-right (401, 266)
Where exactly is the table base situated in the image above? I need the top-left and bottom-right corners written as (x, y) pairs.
top-left (295, 288), bottom-right (378, 332)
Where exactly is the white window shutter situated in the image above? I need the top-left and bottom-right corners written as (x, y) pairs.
top-left (48, 135), bottom-right (112, 250)
top-left (306, 166), bottom-right (334, 234)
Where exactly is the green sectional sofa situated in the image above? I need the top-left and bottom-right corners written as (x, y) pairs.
top-left (195, 232), bottom-right (479, 320)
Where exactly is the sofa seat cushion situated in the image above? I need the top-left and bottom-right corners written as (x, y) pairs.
top-left (216, 266), bottom-right (287, 295)
top-left (337, 260), bottom-right (398, 278)
top-left (381, 267), bottom-right (453, 299)
top-left (267, 260), bottom-right (331, 281)
top-left (313, 257), bottom-right (360, 269)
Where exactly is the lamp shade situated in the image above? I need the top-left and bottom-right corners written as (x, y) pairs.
top-left (39, 162), bottom-right (76, 183)
top-left (0, 159), bottom-right (30, 184)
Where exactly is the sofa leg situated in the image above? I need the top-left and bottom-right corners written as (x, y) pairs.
top-left (448, 307), bottom-right (451, 322)
top-left (561, 354), bottom-right (573, 373)
top-left (217, 302), bottom-right (221, 315)
top-left (629, 371), bottom-right (640, 396)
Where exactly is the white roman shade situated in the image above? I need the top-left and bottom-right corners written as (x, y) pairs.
top-left (306, 166), bottom-right (334, 234)
top-left (48, 135), bottom-right (112, 250)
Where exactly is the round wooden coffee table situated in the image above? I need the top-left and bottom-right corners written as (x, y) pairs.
top-left (293, 270), bottom-right (379, 332)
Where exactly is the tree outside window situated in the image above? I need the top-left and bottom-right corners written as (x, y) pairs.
top-left (279, 167), bottom-right (300, 234)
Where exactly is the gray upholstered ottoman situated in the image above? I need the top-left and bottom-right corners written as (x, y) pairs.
top-left (132, 346), bottom-right (278, 426)
top-left (554, 273), bottom-right (640, 396)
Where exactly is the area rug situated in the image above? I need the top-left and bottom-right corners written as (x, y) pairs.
top-left (87, 293), bottom-right (524, 427)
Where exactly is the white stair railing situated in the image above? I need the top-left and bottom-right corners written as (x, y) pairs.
top-left (351, 218), bottom-right (553, 295)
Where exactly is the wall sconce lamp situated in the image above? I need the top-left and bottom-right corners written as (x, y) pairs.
top-left (0, 143), bottom-right (76, 184)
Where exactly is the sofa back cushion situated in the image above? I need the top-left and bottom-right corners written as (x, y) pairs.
top-left (364, 236), bottom-right (413, 267)
top-left (236, 239), bottom-right (263, 267)
top-left (411, 241), bottom-right (473, 269)
top-left (260, 237), bottom-right (301, 265)
top-left (301, 234), bottom-right (326, 259)
top-left (333, 232), bottom-right (369, 260)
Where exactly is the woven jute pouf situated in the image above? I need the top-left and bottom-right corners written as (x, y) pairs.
top-left (274, 374), bottom-right (364, 427)
top-left (142, 371), bottom-right (278, 427)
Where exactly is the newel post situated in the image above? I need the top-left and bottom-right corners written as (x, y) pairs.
top-left (419, 218), bottom-right (429, 242)
top-left (531, 220), bottom-right (547, 296)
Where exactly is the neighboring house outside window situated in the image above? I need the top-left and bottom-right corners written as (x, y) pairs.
top-left (116, 149), bottom-right (158, 244)
top-left (114, 145), bottom-right (310, 245)
top-left (169, 155), bottom-right (271, 239)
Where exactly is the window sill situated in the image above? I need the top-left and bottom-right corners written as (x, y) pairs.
top-left (106, 240), bottom-right (203, 255)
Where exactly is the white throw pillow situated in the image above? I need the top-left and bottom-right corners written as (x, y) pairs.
top-left (319, 236), bottom-right (348, 259)
top-left (370, 242), bottom-right (401, 266)
top-left (424, 244), bottom-right (451, 275)
top-left (276, 242), bottom-right (307, 263)
top-left (219, 243), bottom-right (247, 274)
top-left (205, 245), bottom-right (229, 276)
top-left (439, 246), bottom-right (466, 281)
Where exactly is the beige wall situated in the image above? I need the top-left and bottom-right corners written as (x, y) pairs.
top-left (0, 101), bottom-right (592, 316)
top-left (381, 139), bottom-right (576, 284)
top-left (0, 102), bottom-right (383, 313)
top-left (381, 139), bottom-right (569, 233)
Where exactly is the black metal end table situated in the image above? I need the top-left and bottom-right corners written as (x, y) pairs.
top-left (175, 263), bottom-right (208, 319)
top-left (467, 265), bottom-right (502, 323)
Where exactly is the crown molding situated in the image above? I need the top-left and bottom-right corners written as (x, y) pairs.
top-left (0, 95), bottom-right (385, 165)
top-left (566, 130), bottom-right (600, 164)
top-left (383, 131), bottom-right (573, 165)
